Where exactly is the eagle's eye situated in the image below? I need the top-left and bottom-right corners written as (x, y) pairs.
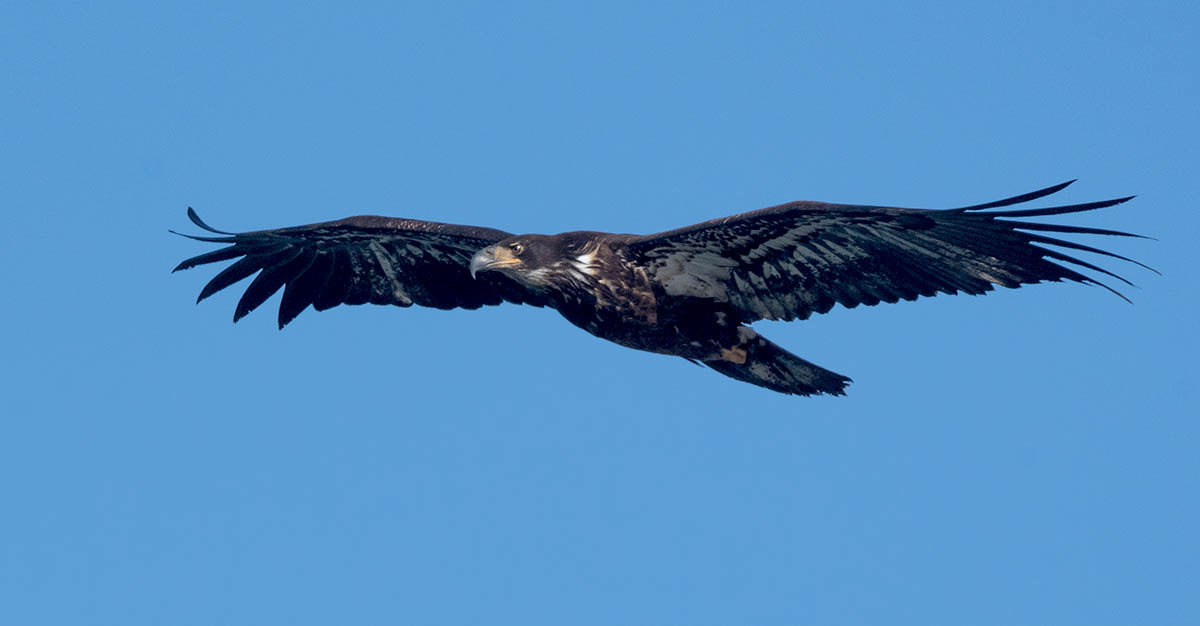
top-left (508, 242), bottom-right (525, 256)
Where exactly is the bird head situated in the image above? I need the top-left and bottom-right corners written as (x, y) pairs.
top-left (469, 232), bottom-right (597, 287)
top-left (470, 235), bottom-right (551, 279)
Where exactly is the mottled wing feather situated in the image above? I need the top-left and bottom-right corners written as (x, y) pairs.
top-left (173, 209), bottom-right (544, 328)
top-left (627, 182), bottom-right (1151, 323)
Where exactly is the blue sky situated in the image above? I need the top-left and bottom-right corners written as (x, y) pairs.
top-left (2, 1), bottom-right (1197, 624)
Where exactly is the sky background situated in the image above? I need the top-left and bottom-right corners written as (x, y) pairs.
top-left (2, 1), bottom-right (1197, 624)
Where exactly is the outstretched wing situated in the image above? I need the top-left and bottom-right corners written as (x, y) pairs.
top-left (627, 181), bottom-right (1154, 323)
top-left (173, 209), bottom-right (545, 328)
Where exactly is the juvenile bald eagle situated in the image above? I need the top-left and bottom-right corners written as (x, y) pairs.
top-left (173, 181), bottom-right (1150, 396)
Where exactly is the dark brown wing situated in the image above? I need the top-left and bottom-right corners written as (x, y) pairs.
top-left (626, 181), bottom-right (1153, 323)
top-left (173, 209), bottom-right (545, 328)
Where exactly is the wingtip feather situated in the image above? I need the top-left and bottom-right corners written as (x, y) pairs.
top-left (187, 207), bottom-right (236, 234)
top-left (955, 180), bottom-right (1078, 212)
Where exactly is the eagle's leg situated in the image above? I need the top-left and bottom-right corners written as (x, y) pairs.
top-left (702, 327), bottom-right (852, 397)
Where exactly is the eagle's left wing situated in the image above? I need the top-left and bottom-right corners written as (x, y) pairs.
top-left (626, 181), bottom-right (1152, 323)
top-left (173, 209), bottom-right (546, 328)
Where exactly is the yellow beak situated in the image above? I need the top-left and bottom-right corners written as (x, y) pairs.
top-left (469, 246), bottom-right (521, 278)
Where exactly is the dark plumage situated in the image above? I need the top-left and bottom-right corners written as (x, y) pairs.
top-left (173, 181), bottom-right (1152, 396)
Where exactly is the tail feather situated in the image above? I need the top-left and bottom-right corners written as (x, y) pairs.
top-left (704, 331), bottom-right (851, 396)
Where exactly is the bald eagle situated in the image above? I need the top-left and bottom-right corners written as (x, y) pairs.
top-left (174, 181), bottom-right (1150, 396)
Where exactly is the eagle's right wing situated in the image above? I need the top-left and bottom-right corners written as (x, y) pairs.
top-left (626, 181), bottom-right (1152, 323)
top-left (173, 209), bottom-right (546, 328)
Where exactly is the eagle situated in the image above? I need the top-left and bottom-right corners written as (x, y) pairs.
top-left (173, 181), bottom-right (1150, 396)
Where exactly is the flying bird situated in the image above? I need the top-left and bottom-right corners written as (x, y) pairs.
top-left (173, 181), bottom-right (1150, 396)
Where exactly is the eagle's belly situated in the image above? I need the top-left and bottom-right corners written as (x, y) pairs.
top-left (556, 295), bottom-right (742, 360)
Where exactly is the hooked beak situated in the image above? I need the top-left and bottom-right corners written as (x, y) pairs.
top-left (469, 246), bottom-right (521, 279)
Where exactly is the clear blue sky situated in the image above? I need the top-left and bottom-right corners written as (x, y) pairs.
top-left (2, 2), bottom-right (1196, 624)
